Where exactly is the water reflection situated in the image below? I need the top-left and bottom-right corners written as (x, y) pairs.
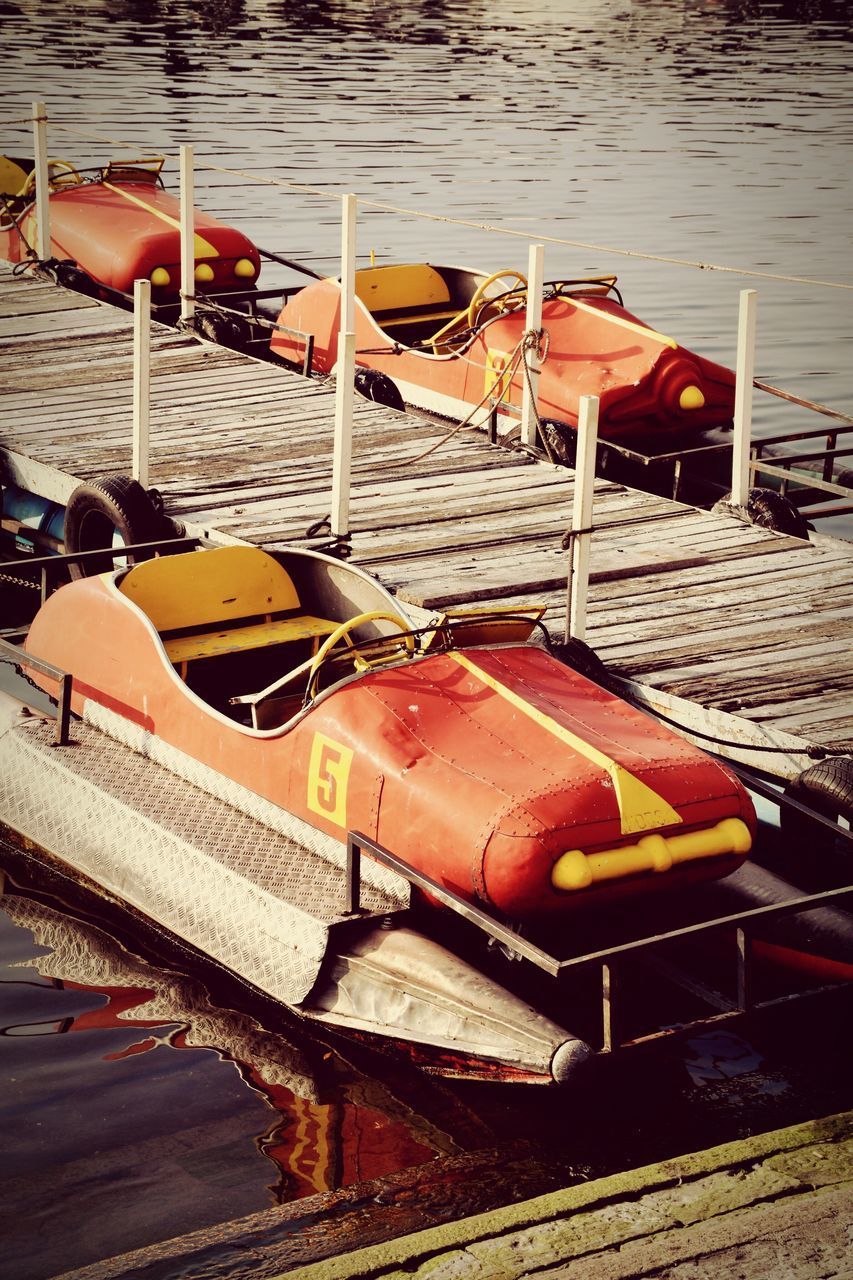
top-left (0, 887), bottom-right (463, 1276)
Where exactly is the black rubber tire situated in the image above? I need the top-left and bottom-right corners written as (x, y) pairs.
top-left (780, 757), bottom-right (853, 854)
top-left (714, 487), bottom-right (810, 540)
top-left (354, 368), bottom-right (405, 412)
top-left (540, 417), bottom-right (576, 468)
top-left (552, 636), bottom-right (608, 683)
top-left (53, 260), bottom-right (97, 297)
top-left (64, 476), bottom-right (161, 579)
top-left (196, 311), bottom-right (248, 350)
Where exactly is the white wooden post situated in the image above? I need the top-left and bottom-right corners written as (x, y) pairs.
top-left (331, 193), bottom-right (357, 540)
top-left (132, 279), bottom-right (151, 490)
top-left (179, 144), bottom-right (195, 325)
top-left (32, 99), bottom-right (51, 261)
top-left (565, 395), bottom-right (599, 641)
top-left (731, 288), bottom-right (757, 508)
top-left (521, 243), bottom-right (545, 449)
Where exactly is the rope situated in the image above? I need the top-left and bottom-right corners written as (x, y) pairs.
top-left (754, 381), bottom-right (853, 427)
top-left (8, 124), bottom-right (849, 291)
top-left (193, 160), bottom-right (852, 291)
top-left (0, 115), bottom-right (40, 126)
top-left (50, 121), bottom-right (178, 158)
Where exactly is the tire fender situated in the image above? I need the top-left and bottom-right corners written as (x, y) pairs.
top-left (64, 475), bottom-right (162, 579)
top-left (713, 486), bottom-right (810, 540)
top-left (354, 368), bottom-right (405, 412)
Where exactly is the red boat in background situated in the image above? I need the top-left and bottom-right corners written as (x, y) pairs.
top-left (0, 154), bottom-right (261, 301)
top-left (271, 263), bottom-right (736, 443)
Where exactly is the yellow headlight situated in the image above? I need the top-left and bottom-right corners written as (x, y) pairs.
top-left (234, 258), bottom-right (256, 279)
top-left (150, 267), bottom-right (171, 287)
top-left (194, 263), bottom-right (215, 284)
top-left (679, 385), bottom-right (706, 411)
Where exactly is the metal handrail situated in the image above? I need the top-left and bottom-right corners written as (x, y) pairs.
top-left (346, 830), bottom-right (853, 1052)
top-left (0, 634), bottom-right (73, 745)
top-left (1, 534), bottom-right (211, 604)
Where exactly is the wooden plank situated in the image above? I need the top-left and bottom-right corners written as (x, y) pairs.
top-left (1, 265), bottom-right (851, 764)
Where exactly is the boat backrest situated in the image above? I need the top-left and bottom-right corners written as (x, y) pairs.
top-left (355, 264), bottom-right (450, 315)
top-left (0, 155), bottom-right (31, 197)
top-left (118, 546), bottom-right (301, 632)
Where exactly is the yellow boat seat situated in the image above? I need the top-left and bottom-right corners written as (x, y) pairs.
top-left (355, 263), bottom-right (451, 316)
top-left (119, 546), bottom-right (301, 631)
top-left (118, 546), bottom-right (336, 671)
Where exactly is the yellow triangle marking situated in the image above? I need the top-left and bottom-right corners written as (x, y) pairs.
top-left (569, 295), bottom-right (678, 350)
top-left (449, 652), bottom-right (682, 836)
top-left (102, 181), bottom-right (219, 258)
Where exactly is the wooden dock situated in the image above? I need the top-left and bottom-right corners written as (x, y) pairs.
top-left (1, 264), bottom-right (851, 773)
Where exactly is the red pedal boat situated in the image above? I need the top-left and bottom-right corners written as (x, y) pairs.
top-left (271, 263), bottom-right (736, 442)
top-left (23, 544), bottom-right (755, 919)
top-left (0, 154), bottom-right (260, 300)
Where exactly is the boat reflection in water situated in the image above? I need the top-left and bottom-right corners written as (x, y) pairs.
top-left (0, 888), bottom-right (454, 1208)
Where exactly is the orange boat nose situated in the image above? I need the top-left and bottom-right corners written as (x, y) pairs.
top-left (654, 353), bottom-right (710, 420)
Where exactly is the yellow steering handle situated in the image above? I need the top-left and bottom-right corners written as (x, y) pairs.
top-left (467, 269), bottom-right (528, 328)
top-left (306, 609), bottom-right (415, 698)
top-left (22, 159), bottom-right (82, 196)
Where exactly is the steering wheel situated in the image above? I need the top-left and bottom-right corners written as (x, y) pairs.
top-left (23, 160), bottom-right (82, 196)
top-left (306, 610), bottom-right (416, 699)
top-left (429, 268), bottom-right (530, 355)
top-left (467, 269), bottom-right (528, 328)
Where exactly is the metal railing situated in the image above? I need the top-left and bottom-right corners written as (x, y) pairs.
top-left (0, 634), bottom-right (73, 745)
top-left (1, 534), bottom-right (210, 605)
top-left (346, 830), bottom-right (853, 1053)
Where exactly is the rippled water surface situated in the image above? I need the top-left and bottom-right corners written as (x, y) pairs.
top-left (2, 0), bottom-right (852, 423)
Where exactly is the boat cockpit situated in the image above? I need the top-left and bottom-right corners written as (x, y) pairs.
top-left (352, 263), bottom-right (623, 354)
top-left (115, 545), bottom-right (546, 733)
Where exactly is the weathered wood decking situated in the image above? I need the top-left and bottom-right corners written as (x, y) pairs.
top-left (1, 264), bottom-right (851, 767)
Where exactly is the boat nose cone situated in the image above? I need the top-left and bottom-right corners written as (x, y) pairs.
top-left (551, 1036), bottom-right (595, 1085)
top-left (679, 384), bottom-right (706, 410)
top-left (655, 355), bottom-right (708, 420)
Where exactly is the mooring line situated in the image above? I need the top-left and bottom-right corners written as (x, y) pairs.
top-left (12, 118), bottom-right (853, 293)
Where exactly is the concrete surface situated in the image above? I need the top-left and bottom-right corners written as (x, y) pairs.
top-left (281, 1111), bottom-right (853, 1280)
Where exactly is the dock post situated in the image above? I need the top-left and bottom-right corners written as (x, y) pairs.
top-left (331, 193), bottom-right (357, 541)
top-left (179, 144), bottom-right (195, 326)
top-left (521, 243), bottom-right (545, 449)
top-left (565, 394), bottom-right (599, 641)
top-left (31, 99), bottom-right (51, 261)
top-left (132, 279), bottom-right (151, 491)
top-left (731, 288), bottom-right (757, 508)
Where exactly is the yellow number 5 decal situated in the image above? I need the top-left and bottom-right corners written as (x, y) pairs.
top-left (307, 733), bottom-right (353, 827)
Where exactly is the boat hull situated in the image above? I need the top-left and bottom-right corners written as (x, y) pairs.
top-left (272, 276), bottom-right (735, 441)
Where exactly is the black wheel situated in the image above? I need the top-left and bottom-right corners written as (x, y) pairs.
top-left (354, 368), bottom-right (405, 412)
top-left (714, 487), bottom-right (810, 540)
top-left (53, 260), bottom-right (96, 297)
top-left (552, 636), bottom-right (608, 683)
top-left (64, 476), bottom-right (162, 579)
top-left (196, 311), bottom-right (248, 350)
top-left (540, 417), bottom-right (576, 468)
top-left (780, 758), bottom-right (853, 857)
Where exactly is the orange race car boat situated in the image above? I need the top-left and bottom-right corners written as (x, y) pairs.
top-left (22, 544), bottom-right (755, 920)
top-left (0, 154), bottom-right (261, 302)
top-left (271, 263), bottom-right (737, 444)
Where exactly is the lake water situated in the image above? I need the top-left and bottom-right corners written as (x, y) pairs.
top-left (1, 2), bottom-right (852, 1275)
top-left (1, 0), bottom-right (851, 425)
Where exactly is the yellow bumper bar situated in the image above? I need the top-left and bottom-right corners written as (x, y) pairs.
top-left (551, 817), bottom-right (752, 893)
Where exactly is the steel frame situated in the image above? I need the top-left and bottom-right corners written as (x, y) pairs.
top-left (346, 831), bottom-right (853, 1053)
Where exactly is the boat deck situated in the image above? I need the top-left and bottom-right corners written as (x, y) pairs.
top-left (1, 264), bottom-right (851, 770)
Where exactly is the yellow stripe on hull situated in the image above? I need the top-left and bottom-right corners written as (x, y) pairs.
top-left (448, 653), bottom-right (682, 837)
top-left (102, 181), bottom-right (219, 259)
